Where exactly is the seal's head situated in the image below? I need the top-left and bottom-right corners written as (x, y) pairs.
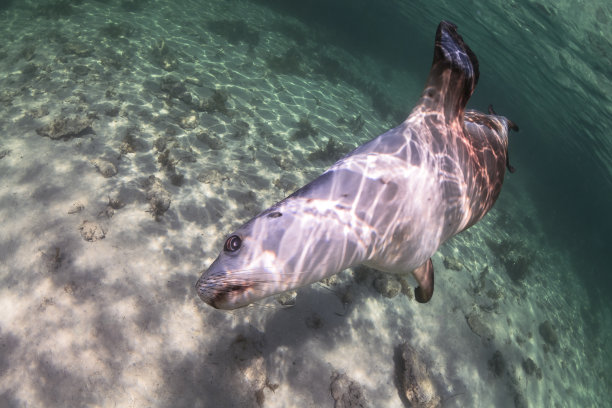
top-left (195, 201), bottom-right (342, 309)
top-left (195, 211), bottom-right (288, 309)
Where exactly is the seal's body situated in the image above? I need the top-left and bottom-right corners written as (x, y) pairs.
top-left (196, 21), bottom-right (518, 310)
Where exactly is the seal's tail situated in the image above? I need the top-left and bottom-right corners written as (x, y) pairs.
top-left (418, 21), bottom-right (479, 125)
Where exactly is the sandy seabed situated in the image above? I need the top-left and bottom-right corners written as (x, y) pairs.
top-left (0, 1), bottom-right (610, 407)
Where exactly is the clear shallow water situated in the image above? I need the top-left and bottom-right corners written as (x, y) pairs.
top-left (0, 0), bottom-right (610, 407)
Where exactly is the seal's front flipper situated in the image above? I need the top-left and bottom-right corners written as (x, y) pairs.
top-left (488, 104), bottom-right (519, 173)
top-left (412, 258), bottom-right (434, 303)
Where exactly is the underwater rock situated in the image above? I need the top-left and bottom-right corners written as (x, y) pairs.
top-left (169, 172), bottom-right (184, 187)
top-left (273, 156), bottom-right (291, 171)
top-left (62, 41), bottom-right (92, 57)
top-left (79, 221), bottom-right (106, 242)
top-left (522, 357), bottom-right (543, 379)
top-left (158, 146), bottom-right (196, 170)
top-left (199, 89), bottom-right (229, 115)
top-left (21, 62), bottom-right (38, 79)
top-left (100, 22), bottom-right (134, 39)
top-left (471, 266), bottom-right (489, 294)
top-left (19, 44), bottom-right (36, 61)
top-left (197, 168), bottom-right (228, 185)
top-left (196, 130), bottom-right (224, 150)
top-left (104, 104), bottom-right (120, 117)
top-left (443, 256), bottom-right (463, 271)
top-left (178, 92), bottom-right (193, 105)
top-left (231, 120), bottom-right (250, 138)
top-left (98, 195), bottom-right (125, 219)
top-left (26, 107), bottom-right (49, 119)
top-left (179, 113), bottom-right (198, 130)
top-left (275, 290), bottom-right (297, 307)
top-left (488, 350), bottom-right (506, 377)
top-left (72, 65), bottom-right (90, 76)
top-left (330, 372), bottom-right (369, 408)
top-left (36, 116), bottom-right (94, 140)
top-left (373, 274), bottom-right (402, 298)
top-left (352, 265), bottom-right (375, 284)
top-left (153, 136), bottom-right (169, 152)
top-left (538, 320), bottom-right (558, 347)
top-left (466, 312), bottom-right (494, 342)
top-left (160, 75), bottom-right (189, 99)
top-left (91, 158), bottom-right (117, 178)
top-left (398, 277), bottom-right (414, 299)
top-left (273, 174), bottom-right (298, 193)
top-left (67, 202), bottom-right (84, 214)
top-left (398, 343), bottom-right (440, 408)
top-left (120, 127), bottom-right (145, 153)
top-left (157, 149), bottom-right (175, 172)
top-left (487, 238), bottom-right (534, 283)
top-left (185, 76), bottom-right (202, 86)
top-left (145, 176), bottom-right (171, 220)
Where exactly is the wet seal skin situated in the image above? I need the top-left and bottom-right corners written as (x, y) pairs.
top-left (196, 21), bottom-right (518, 310)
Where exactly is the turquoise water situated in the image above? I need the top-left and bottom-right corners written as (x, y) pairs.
top-left (0, 0), bottom-right (610, 407)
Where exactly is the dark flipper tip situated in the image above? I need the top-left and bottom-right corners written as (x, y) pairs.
top-left (508, 119), bottom-right (519, 132)
top-left (425, 22), bottom-right (479, 124)
top-left (434, 21), bottom-right (479, 91)
top-left (506, 154), bottom-right (516, 173)
top-left (415, 285), bottom-right (433, 303)
top-left (412, 258), bottom-right (434, 303)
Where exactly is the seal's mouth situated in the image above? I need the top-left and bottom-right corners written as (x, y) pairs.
top-left (195, 275), bottom-right (254, 310)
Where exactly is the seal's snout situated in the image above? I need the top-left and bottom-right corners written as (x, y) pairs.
top-left (195, 270), bottom-right (248, 310)
top-left (195, 276), bottom-right (218, 308)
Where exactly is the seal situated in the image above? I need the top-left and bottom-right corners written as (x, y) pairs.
top-left (196, 21), bottom-right (518, 310)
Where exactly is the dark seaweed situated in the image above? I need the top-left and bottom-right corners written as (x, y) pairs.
top-left (267, 47), bottom-right (305, 76)
top-left (292, 117), bottom-right (317, 139)
top-left (208, 19), bottom-right (260, 49)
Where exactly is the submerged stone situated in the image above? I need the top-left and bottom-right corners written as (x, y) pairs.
top-left (538, 320), bottom-right (558, 347)
top-left (330, 372), bottom-right (369, 408)
top-left (36, 116), bottom-right (94, 140)
top-left (79, 220), bottom-right (106, 242)
top-left (145, 176), bottom-right (171, 220)
top-left (398, 343), bottom-right (440, 408)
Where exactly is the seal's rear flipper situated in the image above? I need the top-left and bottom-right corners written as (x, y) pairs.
top-left (413, 258), bottom-right (434, 303)
top-left (419, 21), bottom-right (479, 125)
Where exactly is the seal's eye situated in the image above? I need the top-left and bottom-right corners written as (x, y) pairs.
top-left (224, 235), bottom-right (242, 252)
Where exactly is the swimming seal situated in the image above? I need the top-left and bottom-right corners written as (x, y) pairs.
top-left (196, 21), bottom-right (518, 309)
